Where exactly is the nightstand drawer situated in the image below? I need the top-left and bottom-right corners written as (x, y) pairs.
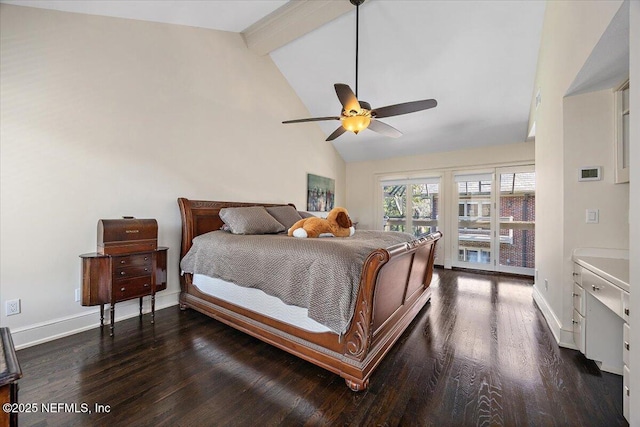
top-left (114, 276), bottom-right (152, 301)
top-left (114, 253), bottom-right (152, 268)
top-left (114, 264), bottom-right (152, 280)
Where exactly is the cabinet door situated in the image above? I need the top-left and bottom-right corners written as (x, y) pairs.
top-left (81, 256), bottom-right (111, 305)
top-left (154, 249), bottom-right (168, 292)
top-left (585, 293), bottom-right (624, 374)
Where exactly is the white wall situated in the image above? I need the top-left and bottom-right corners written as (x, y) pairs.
top-left (563, 90), bottom-right (629, 253)
top-left (346, 142), bottom-right (535, 267)
top-left (529, 0), bottom-right (625, 345)
top-left (559, 90), bottom-right (630, 345)
top-left (0, 5), bottom-right (346, 347)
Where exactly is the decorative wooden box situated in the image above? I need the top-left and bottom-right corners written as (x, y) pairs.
top-left (97, 218), bottom-right (157, 255)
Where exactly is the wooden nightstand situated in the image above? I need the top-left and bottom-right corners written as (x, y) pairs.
top-left (80, 247), bottom-right (168, 336)
top-left (0, 328), bottom-right (21, 427)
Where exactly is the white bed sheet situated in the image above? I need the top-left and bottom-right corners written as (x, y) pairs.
top-left (192, 273), bottom-right (333, 333)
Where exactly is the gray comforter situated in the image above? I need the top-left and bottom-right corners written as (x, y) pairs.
top-left (180, 230), bottom-right (415, 334)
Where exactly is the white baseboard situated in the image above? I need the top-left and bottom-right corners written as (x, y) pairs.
top-left (11, 291), bottom-right (180, 350)
top-left (532, 285), bottom-right (577, 349)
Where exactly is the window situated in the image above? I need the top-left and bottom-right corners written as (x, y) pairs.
top-left (453, 168), bottom-right (535, 275)
top-left (381, 177), bottom-right (440, 237)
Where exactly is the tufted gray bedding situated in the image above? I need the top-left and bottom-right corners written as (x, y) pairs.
top-left (180, 230), bottom-right (414, 334)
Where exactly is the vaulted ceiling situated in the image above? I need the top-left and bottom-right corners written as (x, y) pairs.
top-left (1, 0), bottom-right (546, 162)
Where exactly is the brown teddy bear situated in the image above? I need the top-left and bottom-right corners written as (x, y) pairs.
top-left (288, 207), bottom-right (355, 238)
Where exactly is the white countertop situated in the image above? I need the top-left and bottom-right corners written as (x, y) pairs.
top-left (572, 248), bottom-right (630, 293)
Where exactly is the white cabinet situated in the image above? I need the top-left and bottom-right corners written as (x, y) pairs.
top-left (572, 250), bottom-right (630, 422)
top-left (572, 262), bottom-right (627, 373)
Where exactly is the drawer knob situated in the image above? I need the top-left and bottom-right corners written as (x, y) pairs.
top-left (120, 260), bottom-right (126, 264)
top-left (144, 268), bottom-right (149, 272)
top-left (624, 341), bottom-right (630, 351)
top-left (624, 308), bottom-right (630, 316)
top-left (144, 283), bottom-right (150, 288)
top-left (625, 386), bottom-right (630, 396)
top-left (120, 271), bottom-right (126, 276)
top-left (572, 319), bottom-right (579, 325)
top-left (592, 285), bottom-right (600, 291)
top-left (120, 287), bottom-right (126, 292)
top-left (144, 257), bottom-right (149, 261)
top-left (572, 272), bottom-right (579, 277)
top-left (572, 292), bottom-right (579, 297)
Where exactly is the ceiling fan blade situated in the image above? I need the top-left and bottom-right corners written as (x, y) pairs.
top-left (326, 126), bottom-right (347, 141)
top-left (368, 119), bottom-right (402, 138)
top-left (371, 99), bottom-right (437, 119)
top-left (334, 84), bottom-right (361, 113)
top-left (282, 116), bottom-right (341, 124)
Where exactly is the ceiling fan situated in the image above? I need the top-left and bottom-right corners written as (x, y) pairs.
top-left (282, 0), bottom-right (437, 141)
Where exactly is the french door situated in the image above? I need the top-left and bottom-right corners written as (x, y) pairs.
top-left (381, 177), bottom-right (440, 237)
top-left (452, 166), bottom-right (535, 275)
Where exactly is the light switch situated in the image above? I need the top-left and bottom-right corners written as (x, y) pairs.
top-left (586, 209), bottom-right (599, 224)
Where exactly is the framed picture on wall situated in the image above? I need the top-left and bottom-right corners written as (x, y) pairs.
top-left (307, 174), bottom-right (335, 212)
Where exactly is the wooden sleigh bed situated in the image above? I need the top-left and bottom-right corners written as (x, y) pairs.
top-left (178, 198), bottom-right (441, 391)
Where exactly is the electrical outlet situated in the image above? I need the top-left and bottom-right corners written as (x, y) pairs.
top-left (544, 279), bottom-right (548, 291)
top-left (6, 299), bottom-right (20, 316)
top-left (75, 288), bottom-right (81, 302)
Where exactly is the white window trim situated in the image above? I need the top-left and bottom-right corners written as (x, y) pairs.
top-left (614, 80), bottom-right (630, 184)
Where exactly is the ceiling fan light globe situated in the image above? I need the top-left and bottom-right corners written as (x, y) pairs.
top-left (342, 115), bottom-right (370, 134)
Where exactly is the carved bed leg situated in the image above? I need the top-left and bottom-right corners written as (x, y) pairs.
top-left (179, 293), bottom-right (189, 311)
top-left (345, 378), bottom-right (369, 392)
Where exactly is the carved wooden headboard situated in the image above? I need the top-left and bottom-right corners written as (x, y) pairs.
top-left (176, 198), bottom-right (295, 262)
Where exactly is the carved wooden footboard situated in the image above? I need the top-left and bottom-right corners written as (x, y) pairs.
top-left (178, 198), bottom-right (441, 391)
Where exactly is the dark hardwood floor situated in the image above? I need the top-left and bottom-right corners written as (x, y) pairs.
top-left (16, 269), bottom-right (626, 426)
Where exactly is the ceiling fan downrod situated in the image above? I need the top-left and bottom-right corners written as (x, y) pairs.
top-left (350, 0), bottom-right (365, 98)
top-left (281, 0), bottom-right (437, 141)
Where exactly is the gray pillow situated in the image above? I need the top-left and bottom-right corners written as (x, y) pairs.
top-left (298, 210), bottom-right (316, 219)
top-left (219, 206), bottom-right (286, 235)
top-left (266, 205), bottom-right (303, 229)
